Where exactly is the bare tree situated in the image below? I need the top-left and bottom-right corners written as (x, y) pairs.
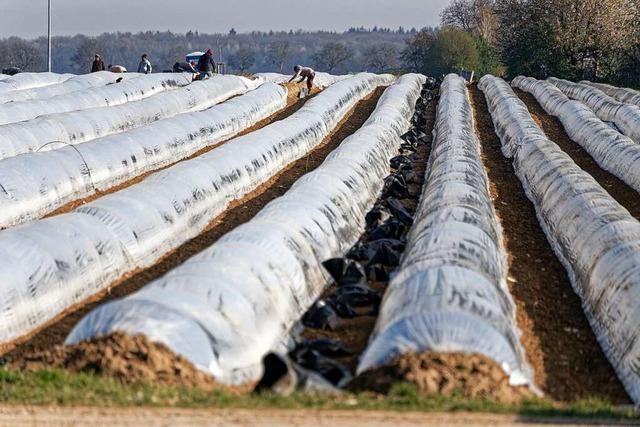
top-left (400, 28), bottom-right (437, 71)
top-left (363, 43), bottom-right (398, 72)
top-left (441, 0), bottom-right (497, 42)
top-left (0, 37), bottom-right (42, 71)
top-left (312, 42), bottom-right (353, 72)
top-left (228, 46), bottom-right (256, 73)
top-left (266, 40), bottom-right (291, 73)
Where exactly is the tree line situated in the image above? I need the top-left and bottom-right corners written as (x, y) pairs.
top-left (0, 28), bottom-right (412, 75)
top-left (1, 3), bottom-right (638, 87)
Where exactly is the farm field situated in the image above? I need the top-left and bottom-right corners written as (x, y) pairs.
top-left (0, 70), bottom-right (640, 424)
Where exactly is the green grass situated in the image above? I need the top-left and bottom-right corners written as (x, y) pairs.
top-left (0, 367), bottom-right (636, 421)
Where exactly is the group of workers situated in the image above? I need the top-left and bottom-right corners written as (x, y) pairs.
top-left (89, 49), bottom-right (317, 90)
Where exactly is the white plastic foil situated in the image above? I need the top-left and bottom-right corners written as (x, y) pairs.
top-left (0, 73), bottom-right (195, 126)
top-left (481, 74), bottom-right (640, 403)
top-left (580, 81), bottom-right (640, 108)
top-left (512, 76), bottom-right (640, 193)
top-left (65, 74), bottom-right (424, 385)
top-left (0, 71), bottom-right (139, 105)
top-left (0, 83), bottom-right (288, 229)
top-left (0, 72), bottom-right (394, 351)
top-left (548, 77), bottom-right (640, 143)
top-left (0, 75), bottom-right (258, 159)
top-left (255, 72), bottom-right (349, 88)
top-left (0, 72), bottom-right (73, 96)
top-left (357, 74), bottom-right (534, 389)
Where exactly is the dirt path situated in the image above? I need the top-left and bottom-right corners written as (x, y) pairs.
top-left (3, 86), bottom-right (386, 360)
top-left (0, 406), bottom-right (633, 427)
top-left (468, 85), bottom-right (629, 403)
top-left (45, 82), bottom-right (317, 218)
top-left (515, 89), bottom-right (640, 219)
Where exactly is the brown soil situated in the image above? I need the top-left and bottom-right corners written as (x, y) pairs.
top-left (468, 85), bottom-right (629, 403)
top-left (45, 81), bottom-right (318, 218)
top-left (301, 98), bottom-right (437, 374)
top-left (9, 332), bottom-right (250, 393)
top-left (352, 352), bottom-right (534, 404)
top-left (515, 89), bottom-right (640, 219)
top-left (3, 86), bottom-right (387, 364)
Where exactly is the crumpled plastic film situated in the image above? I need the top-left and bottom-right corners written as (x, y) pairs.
top-left (0, 71), bottom-right (140, 105)
top-left (0, 83), bottom-right (288, 229)
top-left (482, 74), bottom-right (640, 403)
top-left (479, 76), bottom-right (546, 158)
top-left (357, 74), bottom-right (534, 389)
top-left (580, 80), bottom-right (640, 108)
top-left (0, 72), bottom-right (73, 96)
top-left (548, 77), bottom-right (640, 143)
top-left (512, 76), bottom-right (640, 193)
top-left (0, 73), bottom-right (195, 126)
top-left (0, 74), bottom-right (258, 159)
top-left (66, 74), bottom-right (425, 385)
top-left (0, 72), bottom-right (394, 349)
top-left (255, 72), bottom-right (349, 88)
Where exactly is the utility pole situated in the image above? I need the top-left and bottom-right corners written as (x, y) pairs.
top-left (47, 0), bottom-right (52, 72)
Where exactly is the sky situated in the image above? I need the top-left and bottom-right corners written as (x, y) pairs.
top-left (0, 0), bottom-right (451, 39)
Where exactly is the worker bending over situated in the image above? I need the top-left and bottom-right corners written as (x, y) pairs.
top-left (289, 65), bottom-right (315, 93)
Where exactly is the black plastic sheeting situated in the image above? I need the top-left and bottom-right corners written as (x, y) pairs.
top-left (260, 80), bottom-right (438, 393)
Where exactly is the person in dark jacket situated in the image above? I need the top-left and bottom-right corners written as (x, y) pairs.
top-left (91, 54), bottom-right (105, 73)
top-left (197, 49), bottom-right (217, 80)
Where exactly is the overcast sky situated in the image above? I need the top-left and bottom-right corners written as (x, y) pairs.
top-left (0, 0), bottom-right (450, 38)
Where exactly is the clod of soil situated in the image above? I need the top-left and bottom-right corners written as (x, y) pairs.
top-left (9, 332), bottom-right (250, 393)
top-left (352, 352), bottom-right (534, 404)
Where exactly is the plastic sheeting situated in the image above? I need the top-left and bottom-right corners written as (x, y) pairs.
top-left (0, 72), bottom-right (394, 349)
top-left (512, 76), bottom-right (640, 193)
top-left (66, 74), bottom-right (425, 385)
top-left (357, 74), bottom-right (534, 388)
top-left (0, 83), bottom-right (288, 229)
top-left (0, 75), bottom-right (259, 160)
top-left (481, 74), bottom-right (640, 403)
top-left (0, 72), bottom-right (73, 96)
top-left (548, 77), bottom-right (640, 143)
top-left (0, 71), bottom-right (139, 105)
top-left (0, 73), bottom-right (194, 125)
top-left (580, 80), bottom-right (640, 108)
top-left (255, 72), bottom-right (349, 88)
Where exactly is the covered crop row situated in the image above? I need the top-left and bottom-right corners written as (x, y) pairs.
top-left (0, 73), bottom-right (193, 126)
top-left (0, 75), bottom-right (258, 160)
top-left (580, 81), bottom-right (640, 108)
top-left (0, 72), bottom-right (393, 349)
top-left (512, 76), bottom-right (640, 193)
top-left (480, 74), bottom-right (640, 403)
top-left (357, 74), bottom-right (534, 389)
top-left (0, 71), bottom-right (139, 105)
top-left (66, 74), bottom-right (425, 385)
top-left (548, 77), bottom-right (640, 143)
top-left (0, 72), bottom-right (73, 96)
top-left (0, 83), bottom-right (287, 229)
top-left (255, 72), bottom-right (348, 88)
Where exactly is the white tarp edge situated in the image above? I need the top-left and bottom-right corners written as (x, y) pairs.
top-left (0, 71), bottom-right (140, 105)
top-left (481, 74), bottom-right (640, 403)
top-left (66, 73), bottom-right (425, 385)
top-left (0, 72), bottom-right (73, 96)
top-left (512, 76), bottom-right (640, 193)
top-left (0, 74), bottom-right (258, 160)
top-left (580, 80), bottom-right (640, 108)
top-left (0, 73), bottom-right (194, 126)
top-left (0, 83), bottom-right (288, 229)
top-left (0, 72), bottom-right (394, 350)
top-left (548, 77), bottom-right (640, 144)
top-left (357, 74), bottom-right (535, 389)
top-left (255, 72), bottom-right (350, 88)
